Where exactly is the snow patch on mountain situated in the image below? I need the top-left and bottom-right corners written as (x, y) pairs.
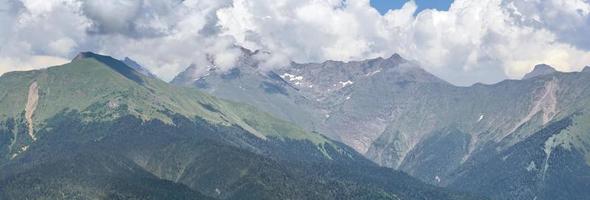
top-left (339, 80), bottom-right (354, 87)
top-left (281, 73), bottom-right (303, 81)
top-left (367, 69), bottom-right (382, 76)
top-left (526, 161), bottom-right (537, 172)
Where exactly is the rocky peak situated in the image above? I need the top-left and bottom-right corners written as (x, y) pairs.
top-left (71, 52), bottom-right (145, 84)
top-left (122, 57), bottom-right (157, 78)
top-left (72, 52), bottom-right (101, 61)
top-left (386, 53), bottom-right (403, 61)
top-left (171, 64), bottom-right (201, 85)
top-left (523, 64), bottom-right (557, 79)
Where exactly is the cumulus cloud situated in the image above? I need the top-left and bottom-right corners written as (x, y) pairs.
top-left (82, 0), bottom-right (144, 36)
top-left (1, 0), bottom-right (589, 85)
top-left (0, 55), bottom-right (70, 75)
top-left (217, 0), bottom-right (590, 85)
top-left (0, 0), bottom-right (87, 73)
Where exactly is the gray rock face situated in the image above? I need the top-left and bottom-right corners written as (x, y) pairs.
top-left (171, 49), bottom-right (325, 133)
top-left (122, 57), bottom-right (157, 78)
top-left (173, 51), bottom-right (590, 200)
top-left (523, 64), bottom-right (557, 79)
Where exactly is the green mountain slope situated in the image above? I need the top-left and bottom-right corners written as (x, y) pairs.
top-left (449, 116), bottom-right (590, 200)
top-left (0, 152), bottom-right (213, 200)
top-left (0, 52), bottom-right (329, 145)
top-left (0, 52), bottom-right (479, 200)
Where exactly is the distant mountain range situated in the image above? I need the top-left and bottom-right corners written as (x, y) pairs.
top-left (0, 52), bottom-right (480, 200)
top-left (173, 48), bottom-right (590, 200)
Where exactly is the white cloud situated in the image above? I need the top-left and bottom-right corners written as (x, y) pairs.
top-left (0, 55), bottom-right (69, 75)
top-left (218, 0), bottom-right (590, 85)
top-left (1, 0), bottom-right (589, 85)
top-left (0, 0), bottom-right (88, 74)
top-left (216, 0), bottom-right (386, 63)
top-left (82, 0), bottom-right (143, 35)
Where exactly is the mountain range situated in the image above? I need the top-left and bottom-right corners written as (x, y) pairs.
top-left (173, 48), bottom-right (590, 200)
top-left (0, 52), bottom-right (480, 200)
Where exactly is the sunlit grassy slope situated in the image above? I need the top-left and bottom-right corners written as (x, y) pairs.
top-left (0, 53), bottom-right (330, 146)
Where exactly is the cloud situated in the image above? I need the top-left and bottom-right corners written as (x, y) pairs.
top-left (0, 0), bottom-right (87, 74)
top-left (82, 0), bottom-right (144, 36)
top-left (217, 0), bottom-right (590, 85)
top-left (504, 0), bottom-right (590, 50)
top-left (1, 0), bottom-right (590, 85)
top-left (0, 55), bottom-right (69, 75)
top-left (216, 0), bottom-right (386, 63)
top-left (378, 0), bottom-right (590, 84)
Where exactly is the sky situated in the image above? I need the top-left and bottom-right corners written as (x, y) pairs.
top-left (371, 0), bottom-right (454, 14)
top-left (1, 0), bottom-right (590, 86)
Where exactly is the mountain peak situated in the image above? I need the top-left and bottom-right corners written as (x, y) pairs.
top-left (72, 51), bottom-right (101, 61)
top-left (123, 57), bottom-right (135, 64)
top-left (385, 53), bottom-right (403, 61)
top-left (71, 52), bottom-right (145, 84)
top-left (523, 64), bottom-right (557, 79)
top-left (122, 57), bottom-right (157, 78)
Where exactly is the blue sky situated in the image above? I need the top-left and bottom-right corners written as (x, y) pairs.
top-left (370, 0), bottom-right (454, 14)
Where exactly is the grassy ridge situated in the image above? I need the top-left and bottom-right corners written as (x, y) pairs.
top-left (0, 54), bottom-right (332, 149)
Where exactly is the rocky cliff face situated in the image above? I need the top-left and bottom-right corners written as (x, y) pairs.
top-left (523, 64), bottom-right (558, 79)
top-left (173, 51), bottom-right (590, 199)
